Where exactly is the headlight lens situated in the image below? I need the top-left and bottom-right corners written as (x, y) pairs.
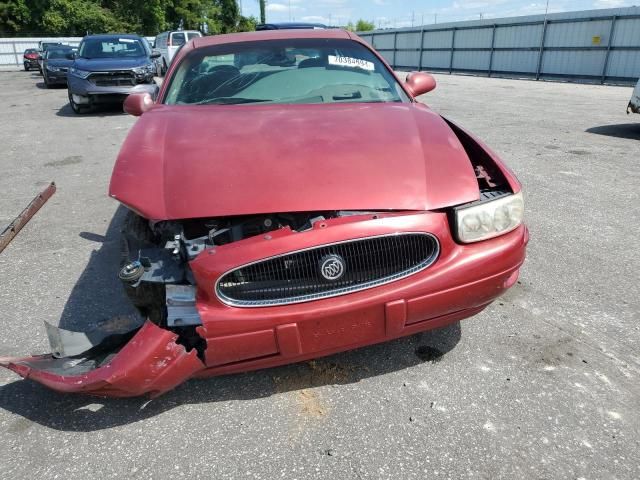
top-left (455, 192), bottom-right (524, 243)
top-left (69, 67), bottom-right (90, 78)
top-left (46, 65), bottom-right (60, 72)
top-left (133, 63), bottom-right (155, 75)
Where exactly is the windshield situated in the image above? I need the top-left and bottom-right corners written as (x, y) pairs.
top-left (79, 37), bottom-right (146, 59)
top-left (46, 48), bottom-right (71, 59)
top-left (164, 38), bottom-right (408, 105)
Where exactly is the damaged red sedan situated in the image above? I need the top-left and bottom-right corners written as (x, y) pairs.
top-left (1, 29), bottom-right (528, 397)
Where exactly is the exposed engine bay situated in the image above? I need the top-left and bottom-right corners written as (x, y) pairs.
top-left (118, 210), bottom-right (387, 327)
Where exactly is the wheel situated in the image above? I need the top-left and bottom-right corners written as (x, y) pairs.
top-left (68, 92), bottom-right (89, 114)
top-left (24, 62), bottom-right (29, 71)
top-left (161, 58), bottom-right (168, 76)
top-left (43, 74), bottom-right (50, 88)
top-left (120, 210), bottom-right (166, 324)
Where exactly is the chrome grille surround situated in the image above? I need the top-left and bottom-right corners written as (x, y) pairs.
top-left (215, 232), bottom-right (440, 308)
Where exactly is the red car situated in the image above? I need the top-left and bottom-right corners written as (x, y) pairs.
top-left (1, 29), bottom-right (528, 397)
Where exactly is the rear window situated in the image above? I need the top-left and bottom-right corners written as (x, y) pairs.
top-left (164, 38), bottom-right (408, 106)
top-left (171, 33), bottom-right (186, 46)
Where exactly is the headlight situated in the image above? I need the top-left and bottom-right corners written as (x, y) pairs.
top-left (133, 63), bottom-right (155, 75)
top-left (46, 65), bottom-right (59, 72)
top-left (69, 67), bottom-right (90, 78)
top-left (455, 192), bottom-right (524, 243)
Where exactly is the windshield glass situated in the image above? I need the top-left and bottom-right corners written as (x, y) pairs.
top-left (79, 37), bottom-right (145, 59)
top-left (164, 38), bottom-right (408, 105)
top-left (47, 48), bottom-right (71, 59)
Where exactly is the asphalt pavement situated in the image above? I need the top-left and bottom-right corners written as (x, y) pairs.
top-left (0, 70), bottom-right (638, 479)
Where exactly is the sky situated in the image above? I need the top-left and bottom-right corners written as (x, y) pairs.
top-left (238, 0), bottom-right (637, 28)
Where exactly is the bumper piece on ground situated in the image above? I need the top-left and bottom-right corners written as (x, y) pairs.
top-left (0, 322), bottom-right (206, 398)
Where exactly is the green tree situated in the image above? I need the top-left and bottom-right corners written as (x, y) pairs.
top-left (0, 0), bottom-right (30, 35)
top-left (355, 19), bottom-right (375, 31)
top-left (41, 0), bottom-right (126, 35)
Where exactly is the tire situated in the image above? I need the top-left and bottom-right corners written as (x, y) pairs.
top-left (120, 210), bottom-right (166, 324)
top-left (161, 58), bottom-right (168, 76)
top-left (24, 63), bottom-right (29, 71)
top-left (43, 74), bottom-right (50, 88)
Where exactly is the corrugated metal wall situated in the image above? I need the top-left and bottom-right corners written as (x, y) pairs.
top-left (358, 7), bottom-right (640, 84)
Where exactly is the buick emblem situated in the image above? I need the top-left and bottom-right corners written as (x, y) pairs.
top-left (319, 255), bottom-right (345, 281)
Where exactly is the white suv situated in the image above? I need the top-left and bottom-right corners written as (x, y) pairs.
top-left (154, 30), bottom-right (202, 74)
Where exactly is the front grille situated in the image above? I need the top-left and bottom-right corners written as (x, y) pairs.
top-left (89, 71), bottom-right (135, 87)
top-left (216, 233), bottom-right (439, 307)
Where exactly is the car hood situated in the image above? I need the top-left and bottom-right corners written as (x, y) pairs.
top-left (46, 58), bottom-right (73, 68)
top-left (110, 103), bottom-right (480, 220)
top-left (73, 56), bottom-right (149, 71)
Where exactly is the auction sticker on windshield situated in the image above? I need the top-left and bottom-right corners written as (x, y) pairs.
top-left (328, 55), bottom-right (375, 71)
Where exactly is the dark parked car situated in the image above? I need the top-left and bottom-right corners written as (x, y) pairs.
top-left (1, 30), bottom-right (527, 397)
top-left (23, 48), bottom-right (39, 71)
top-left (37, 42), bottom-right (63, 73)
top-left (66, 34), bottom-right (160, 113)
top-left (42, 45), bottom-right (74, 87)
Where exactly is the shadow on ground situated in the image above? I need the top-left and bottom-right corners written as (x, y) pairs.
top-left (0, 207), bottom-right (462, 431)
top-left (0, 323), bottom-right (461, 432)
top-left (57, 102), bottom-right (127, 118)
top-left (586, 122), bottom-right (640, 140)
top-left (35, 81), bottom-right (66, 90)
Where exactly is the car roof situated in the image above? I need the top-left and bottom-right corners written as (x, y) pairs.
top-left (82, 34), bottom-right (143, 40)
top-left (193, 28), bottom-right (352, 49)
top-left (256, 22), bottom-right (328, 30)
top-left (157, 30), bottom-right (201, 35)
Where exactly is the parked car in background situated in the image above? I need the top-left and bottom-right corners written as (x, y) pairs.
top-left (0, 29), bottom-right (528, 397)
top-left (42, 45), bottom-right (74, 87)
top-left (154, 30), bottom-right (202, 73)
top-left (66, 34), bottom-right (160, 113)
top-left (23, 49), bottom-right (39, 71)
top-left (628, 78), bottom-right (640, 114)
top-left (37, 41), bottom-right (63, 73)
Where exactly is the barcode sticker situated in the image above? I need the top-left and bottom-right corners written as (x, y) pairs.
top-left (328, 55), bottom-right (375, 71)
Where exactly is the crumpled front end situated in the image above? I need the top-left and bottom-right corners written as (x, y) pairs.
top-left (0, 321), bottom-right (205, 398)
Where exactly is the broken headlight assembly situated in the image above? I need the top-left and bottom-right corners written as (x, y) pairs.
top-left (454, 192), bottom-right (524, 243)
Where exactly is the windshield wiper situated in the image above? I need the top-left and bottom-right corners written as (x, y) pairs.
top-left (195, 97), bottom-right (270, 105)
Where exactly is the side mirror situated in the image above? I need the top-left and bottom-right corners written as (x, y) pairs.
top-left (124, 92), bottom-right (154, 116)
top-left (65, 52), bottom-right (76, 60)
top-left (150, 51), bottom-right (161, 59)
top-left (405, 72), bottom-right (436, 97)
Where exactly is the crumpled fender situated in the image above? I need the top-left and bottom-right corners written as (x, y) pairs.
top-left (0, 321), bottom-right (205, 398)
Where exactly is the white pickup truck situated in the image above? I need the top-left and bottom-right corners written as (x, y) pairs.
top-left (628, 78), bottom-right (640, 114)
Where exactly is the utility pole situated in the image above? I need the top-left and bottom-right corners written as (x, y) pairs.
top-left (288, 0), bottom-right (291, 21)
top-left (434, 13), bottom-right (437, 24)
top-left (258, 0), bottom-right (266, 24)
top-left (328, 13), bottom-right (332, 26)
top-left (411, 11), bottom-right (415, 27)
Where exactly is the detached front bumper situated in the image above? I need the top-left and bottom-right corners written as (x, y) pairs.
top-left (67, 75), bottom-right (156, 103)
top-left (1, 212), bottom-right (528, 397)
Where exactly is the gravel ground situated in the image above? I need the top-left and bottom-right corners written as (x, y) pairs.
top-left (0, 70), bottom-right (639, 480)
